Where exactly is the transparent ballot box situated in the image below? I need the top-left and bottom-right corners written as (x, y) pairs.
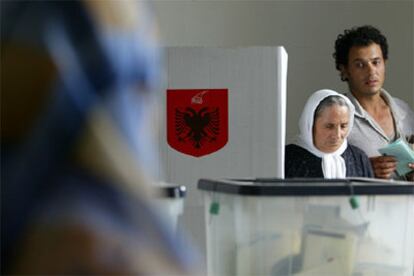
top-left (198, 178), bottom-right (414, 276)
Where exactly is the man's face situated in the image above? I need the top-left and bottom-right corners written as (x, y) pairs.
top-left (340, 43), bottom-right (386, 97)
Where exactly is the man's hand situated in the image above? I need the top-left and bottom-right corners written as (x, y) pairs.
top-left (369, 156), bottom-right (397, 179)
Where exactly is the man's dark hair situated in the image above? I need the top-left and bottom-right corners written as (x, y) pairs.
top-left (333, 25), bottom-right (388, 81)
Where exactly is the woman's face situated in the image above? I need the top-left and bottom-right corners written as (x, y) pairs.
top-left (313, 104), bottom-right (349, 153)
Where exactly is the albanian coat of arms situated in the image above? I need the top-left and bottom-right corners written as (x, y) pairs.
top-left (167, 89), bottom-right (228, 157)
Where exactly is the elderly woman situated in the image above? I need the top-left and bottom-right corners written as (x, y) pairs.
top-left (285, 89), bottom-right (374, 178)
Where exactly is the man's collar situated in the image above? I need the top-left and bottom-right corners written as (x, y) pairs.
top-left (345, 88), bottom-right (406, 121)
top-left (344, 91), bottom-right (369, 118)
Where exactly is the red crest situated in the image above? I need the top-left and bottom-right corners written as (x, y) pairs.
top-left (167, 89), bottom-right (228, 157)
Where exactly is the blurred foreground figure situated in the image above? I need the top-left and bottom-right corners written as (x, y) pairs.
top-left (1, 1), bottom-right (198, 274)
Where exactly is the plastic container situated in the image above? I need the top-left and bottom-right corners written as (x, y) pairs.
top-left (156, 185), bottom-right (186, 234)
top-left (198, 178), bottom-right (414, 276)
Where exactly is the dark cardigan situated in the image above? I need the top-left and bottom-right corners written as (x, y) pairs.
top-left (285, 144), bottom-right (374, 178)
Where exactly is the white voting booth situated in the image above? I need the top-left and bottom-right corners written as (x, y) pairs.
top-left (158, 47), bottom-right (287, 261)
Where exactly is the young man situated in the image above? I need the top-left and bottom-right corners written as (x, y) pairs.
top-left (333, 25), bottom-right (414, 180)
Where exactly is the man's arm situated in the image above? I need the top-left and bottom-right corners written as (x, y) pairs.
top-left (406, 134), bottom-right (414, 181)
top-left (406, 163), bottom-right (414, 181)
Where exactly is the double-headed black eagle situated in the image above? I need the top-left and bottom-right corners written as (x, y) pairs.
top-left (175, 107), bottom-right (220, 148)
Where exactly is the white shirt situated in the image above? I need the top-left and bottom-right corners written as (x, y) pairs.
top-left (346, 89), bottom-right (414, 157)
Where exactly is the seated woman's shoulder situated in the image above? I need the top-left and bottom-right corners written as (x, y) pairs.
top-left (285, 144), bottom-right (308, 154)
top-left (285, 144), bottom-right (315, 162)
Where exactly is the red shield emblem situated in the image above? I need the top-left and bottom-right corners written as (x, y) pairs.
top-left (167, 89), bottom-right (228, 157)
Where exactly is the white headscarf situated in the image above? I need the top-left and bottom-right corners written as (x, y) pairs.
top-left (296, 89), bottom-right (355, 178)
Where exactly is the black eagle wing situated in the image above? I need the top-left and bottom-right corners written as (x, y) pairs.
top-left (175, 108), bottom-right (192, 139)
top-left (202, 108), bottom-right (220, 137)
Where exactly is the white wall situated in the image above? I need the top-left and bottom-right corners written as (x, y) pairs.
top-left (152, 0), bottom-right (413, 143)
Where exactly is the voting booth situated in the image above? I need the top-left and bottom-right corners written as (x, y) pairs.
top-left (198, 178), bottom-right (414, 276)
top-left (159, 47), bottom-right (288, 255)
